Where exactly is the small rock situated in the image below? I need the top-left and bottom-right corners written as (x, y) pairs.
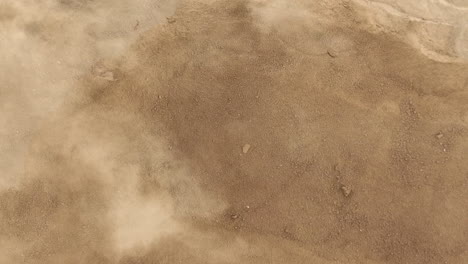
top-left (231, 214), bottom-right (239, 220)
top-left (242, 144), bottom-right (251, 154)
top-left (436, 132), bottom-right (444, 139)
top-left (341, 185), bottom-right (352, 197)
top-left (167, 17), bottom-right (176, 23)
top-left (327, 50), bottom-right (337, 58)
top-left (100, 71), bottom-right (115, 81)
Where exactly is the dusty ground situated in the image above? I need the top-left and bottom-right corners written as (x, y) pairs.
top-left (1, 0), bottom-right (468, 263)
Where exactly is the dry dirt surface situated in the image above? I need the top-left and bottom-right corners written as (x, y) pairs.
top-left (1, 0), bottom-right (468, 264)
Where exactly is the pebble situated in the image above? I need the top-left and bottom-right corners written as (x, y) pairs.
top-left (341, 185), bottom-right (352, 197)
top-left (327, 49), bottom-right (338, 58)
top-left (100, 71), bottom-right (115, 81)
top-left (242, 144), bottom-right (251, 154)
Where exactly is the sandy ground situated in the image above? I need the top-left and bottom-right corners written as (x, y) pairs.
top-left (1, 0), bottom-right (468, 263)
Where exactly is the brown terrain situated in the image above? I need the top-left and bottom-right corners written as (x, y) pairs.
top-left (1, 0), bottom-right (468, 263)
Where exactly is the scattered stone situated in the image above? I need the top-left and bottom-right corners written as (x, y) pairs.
top-left (340, 185), bottom-right (352, 197)
top-left (231, 214), bottom-right (239, 220)
top-left (327, 49), bottom-right (338, 58)
top-left (100, 71), bottom-right (115, 81)
top-left (436, 132), bottom-right (444, 139)
top-left (242, 144), bottom-right (251, 154)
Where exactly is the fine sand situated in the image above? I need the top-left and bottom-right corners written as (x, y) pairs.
top-left (1, 1), bottom-right (467, 263)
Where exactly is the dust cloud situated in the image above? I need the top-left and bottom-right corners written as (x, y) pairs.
top-left (1, 0), bottom-right (468, 264)
top-left (0, 0), bottom-right (229, 263)
top-left (0, 0), bottom-right (176, 189)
